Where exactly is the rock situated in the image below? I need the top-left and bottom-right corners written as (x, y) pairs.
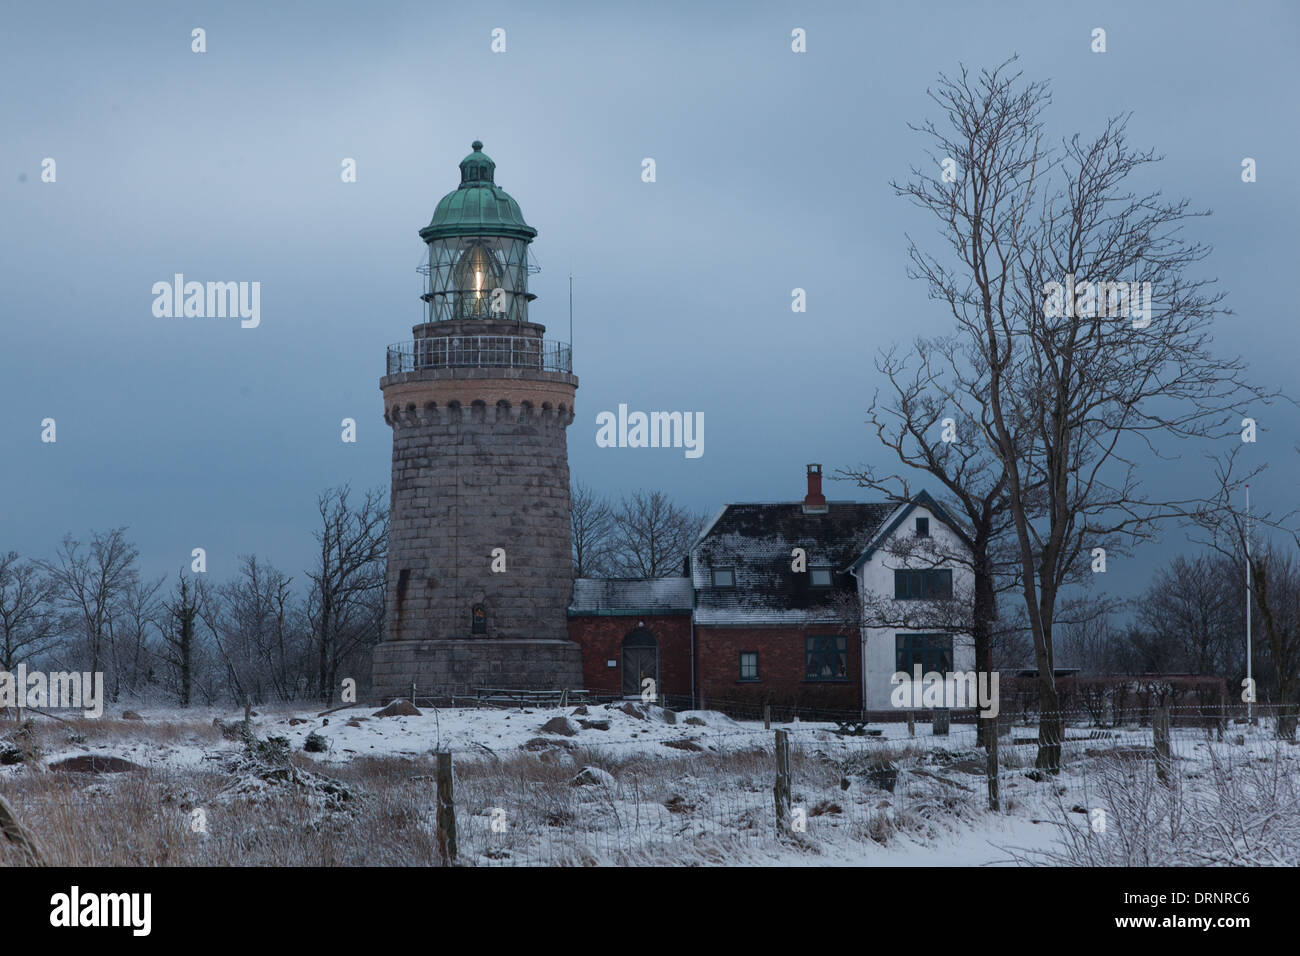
top-left (49, 755), bottom-right (143, 774)
top-left (619, 703), bottom-right (647, 720)
top-left (684, 716), bottom-right (706, 727)
top-left (663, 738), bottom-right (704, 752)
top-left (522, 737), bottom-right (574, 752)
top-left (540, 716), bottom-right (579, 737)
top-left (577, 719), bottom-right (611, 731)
top-left (840, 777), bottom-right (851, 791)
top-left (303, 732), bottom-right (328, 753)
top-left (809, 801), bottom-right (842, 817)
top-left (571, 705), bottom-right (589, 716)
top-left (288, 718), bottom-right (309, 726)
top-left (373, 700), bottom-right (421, 718)
top-left (572, 766), bottom-right (615, 788)
top-left (121, 710), bottom-right (144, 721)
top-left (664, 794), bottom-right (695, 814)
top-left (346, 720), bottom-right (362, 728)
top-left (661, 708), bottom-right (677, 725)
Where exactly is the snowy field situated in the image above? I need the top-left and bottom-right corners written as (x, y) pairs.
top-left (2, 701), bottom-right (1296, 866)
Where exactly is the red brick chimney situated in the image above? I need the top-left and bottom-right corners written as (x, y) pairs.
top-left (802, 463), bottom-right (827, 513)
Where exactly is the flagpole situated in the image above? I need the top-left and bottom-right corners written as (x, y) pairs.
top-left (1245, 483), bottom-right (1252, 724)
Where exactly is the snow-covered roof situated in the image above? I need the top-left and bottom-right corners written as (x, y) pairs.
top-left (691, 501), bottom-right (894, 625)
top-left (569, 577), bottom-right (694, 615)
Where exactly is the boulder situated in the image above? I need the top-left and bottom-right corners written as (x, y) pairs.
top-left (121, 711), bottom-right (144, 721)
top-left (303, 732), bottom-right (328, 753)
top-left (619, 703), bottom-right (647, 720)
top-left (684, 716), bottom-right (706, 727)
top-left (571, 766), bottom-right (615, 788)
top-left (373, 700), bottom-right (421, 718)
top-left (577, 719), bottom-right (611, 731)
top-left (540, 716), bottom-right (579, 737)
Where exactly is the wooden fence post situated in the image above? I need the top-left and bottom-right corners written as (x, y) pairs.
top-left (436, 751), bottom-right (457, 865)
top-left (764, 703), bottom-right (771, 731)
top-left (1153, 704), bottom-right (1172, 786)
top-left (773, 730), bottom-right (791, 835)
top-left (907, 711), bottom-right (915, 737)
top-left (986, 728), bottom-right (999, 812)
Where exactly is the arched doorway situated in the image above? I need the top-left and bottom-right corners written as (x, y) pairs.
top-left (621, 628), bottom-right (658, 698)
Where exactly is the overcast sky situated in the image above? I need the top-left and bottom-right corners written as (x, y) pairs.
top-left (2, 0), bottom-right (1297, 604)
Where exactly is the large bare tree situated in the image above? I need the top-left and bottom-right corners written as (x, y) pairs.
top-left (896, 58), bottom-right (1270, 770)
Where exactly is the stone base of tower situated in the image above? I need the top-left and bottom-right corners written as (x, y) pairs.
top-left (371, 639), bottom-right (585, 701)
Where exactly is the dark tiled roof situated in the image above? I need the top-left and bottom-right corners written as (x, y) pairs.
top-left (692, 502), bottom-right (895, 625)
top-left (569, 577), bottom-right (693, 615)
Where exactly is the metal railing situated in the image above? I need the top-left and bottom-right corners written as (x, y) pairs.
top-left (386, 336), bottom-right (572, 375)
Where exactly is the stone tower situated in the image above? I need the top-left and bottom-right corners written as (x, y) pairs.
top-left (371, 141), bottom-right (583, 700)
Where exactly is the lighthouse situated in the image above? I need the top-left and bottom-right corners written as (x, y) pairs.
top-left (371, 141), bottom-right (584, 700)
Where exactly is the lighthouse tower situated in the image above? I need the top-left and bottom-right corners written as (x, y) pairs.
top-left (371, 141), bottom-right (583, 700)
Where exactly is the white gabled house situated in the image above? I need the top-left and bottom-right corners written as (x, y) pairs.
top-left (846, 490), bottom-right (976, 713)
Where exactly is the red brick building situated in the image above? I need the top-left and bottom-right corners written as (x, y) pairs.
top-left (568, 466), bottom-right (969, 719)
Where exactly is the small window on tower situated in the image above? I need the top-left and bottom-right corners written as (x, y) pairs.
top-left (810, 567), bottom-right (833, 588)
top-left (916, 517), bottom-right (930, 537)
top-left (712, 568), bottom-right (736, 588)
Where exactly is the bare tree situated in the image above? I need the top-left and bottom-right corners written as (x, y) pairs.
top-left (0, 552), bottom-right (57, 672)
top-left (215, 555), bottom-right (308, 704)
top-left (841, 338), bottom-right (1027, 747)
top-left (609, 490), bottom-right (706, 579)
top-left (1192, 451), bottom-right (1300, 738)
top-left (571, 481), bottom-right (615, 577)
top-left (39, 529), bottom-right (139, 679)
top-left (896, 58), bottom-right (1271, 770)
top-left (307, 486), bottom-right (388, 703)
top-left (1135, 553), bottom-right (1240, 678)
top-left (108, 574), bottom-right (165, 702)
top-left (160, 571), bottom-right (207, 707)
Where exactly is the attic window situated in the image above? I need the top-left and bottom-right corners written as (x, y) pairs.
top-left (915, 517), bottom-right (930, 537)
top-left (712, 568), bottom-right (736, 588)
top-left (810, 567), bottom-right (833, 588)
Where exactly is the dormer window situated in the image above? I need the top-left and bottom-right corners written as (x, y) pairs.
top-left (810, 567), bottom-right (833, 588)
top-left (915, 517), bottom-right (930, 538)
top-left (712, 568), bottom-right (736, 588)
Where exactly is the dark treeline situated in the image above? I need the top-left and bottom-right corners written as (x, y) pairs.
top-left (0, 485), bottom-right (387, 708)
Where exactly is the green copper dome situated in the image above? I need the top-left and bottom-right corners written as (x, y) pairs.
top-left (419, 141), bottom-right (537, 243)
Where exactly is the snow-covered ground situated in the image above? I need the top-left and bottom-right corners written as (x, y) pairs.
top-left (4, 702), bottom-right (1295, 866)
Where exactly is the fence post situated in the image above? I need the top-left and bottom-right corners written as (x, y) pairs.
top-left (1153, 703), bottom-right (1172, 786)
top-left (773, 730), bottom-right (791, 835)
top-left (907, 710), bottom-right (915, 737)
top-left (986, 728), bottom-right (999, 812)
top-left (932, 707), bottom-right (950, 736)
top-left (764, 703), bottom-right (771, 731)
top-left (411, 683), bottom-right (416, 706)
top-left (436, 751), bottom-right (457, 865)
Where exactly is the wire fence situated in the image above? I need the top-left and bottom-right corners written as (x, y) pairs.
top-left (423, 703), bottom-right (1300, 866)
